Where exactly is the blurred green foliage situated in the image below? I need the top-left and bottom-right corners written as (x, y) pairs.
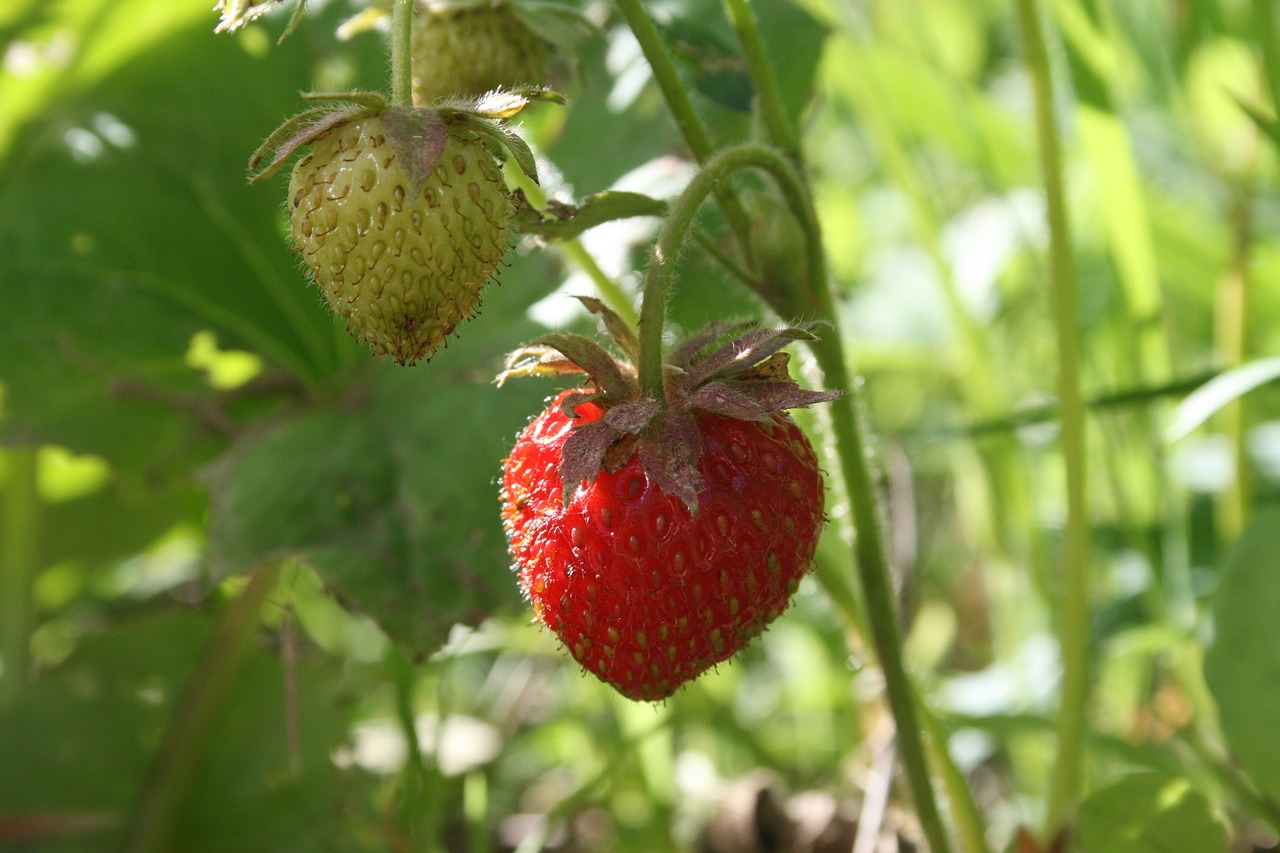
top-left (2, 0), bottom-right (1279, 850)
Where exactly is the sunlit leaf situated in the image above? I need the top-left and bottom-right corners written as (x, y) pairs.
top-left (1077, 774), bottom-right (1226, 853)
top-left (1164, 356), bottom-right (1280, 442)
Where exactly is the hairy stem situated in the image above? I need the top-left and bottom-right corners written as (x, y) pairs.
top-left (636, 145), bottom-right (808, 401)
top-left (0, 448), bottom-right (39, 707)
top-left (1014, 0), bottom-right (1091, 836)
top-left (721, 0), bottom-right (800, 162)
top-left (122, 560), bottom-right (284, 853)
top-left (808, 339), bottom-right (952, 853)
top-left (389, 0), bottom-right (414, 106)
top-left (612, 0), bottom-right (755, 260)
top-left (918, 696), bottom-right (991, 853)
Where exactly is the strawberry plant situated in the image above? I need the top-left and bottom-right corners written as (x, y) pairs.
top-left (3, 0), bottom-right (1280, 851)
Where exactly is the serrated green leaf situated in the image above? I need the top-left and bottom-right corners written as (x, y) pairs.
top-left (206, 376), bottom-right (545, 657)
top-left (1077, 774), bottom-right (1226, 853)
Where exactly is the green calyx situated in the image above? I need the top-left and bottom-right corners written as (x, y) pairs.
top-left (248, 88), bottom-right (557, 190)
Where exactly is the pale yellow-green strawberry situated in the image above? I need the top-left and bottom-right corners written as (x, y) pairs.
top-left (287, 113), bottom-right (515, 364)
top-left (412, 1), bottom-right (550, 104)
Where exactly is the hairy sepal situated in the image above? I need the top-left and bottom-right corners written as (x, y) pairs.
top-left (248, 103), bottom-right (377, 183)
top-left (639, 408), bottom-right (704, 511)
top-left (574, 295), bottom-right (640, 363)
top-left (380, 106), bottom-right (449, 198)
top-left (559, 421), bottom-right (615, 504)
top-left (501, 320), bottom-right (841, 512)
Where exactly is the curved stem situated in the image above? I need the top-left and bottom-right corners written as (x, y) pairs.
top-left (1015, 0), bottom-right (1091, 836)
top-left (721, 0), bottom-right (800, 162)
top-left (636, 144), bottom-right (811, 400)
top-left (389, 0), bottom-right (414, 106)
top-left (612, 0), bottom-right (755, 261)
top-left (635, 142), bottom-right (952, 852)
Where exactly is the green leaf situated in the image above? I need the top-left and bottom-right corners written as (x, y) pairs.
top-left (1204, 508), bottom-right (1280, 804)
top-left (1164, 356), bottom-right (1280, 442)
top-left (205, 254), bottom-right (560, 657)
top-left (0, 609), bottom-right (365, 852)
top-left (517, 191), bottom-right (668, 241)
top-left (1234, 94), bottom-right (1280, 153)
top-left (0, 2), bottom-right (358, 471)
top-left (207, 375), bottom-right (545, 657)
top-left (658, 15), bottom-right (753, 112)
top-left (1077, 774), bottom-right (1226, 853)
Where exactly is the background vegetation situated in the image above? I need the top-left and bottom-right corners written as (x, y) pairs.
top-left (2, 0), bottom-right (1279, 850)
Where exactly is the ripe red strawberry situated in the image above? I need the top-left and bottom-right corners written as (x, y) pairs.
top-left (498, 305), bottom-right (838, 701)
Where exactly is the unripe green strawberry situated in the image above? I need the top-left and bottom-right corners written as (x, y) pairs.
top-left (412, 1), bottom-right (550, 104)
top-left (288, 114), bottom-right (514, 364)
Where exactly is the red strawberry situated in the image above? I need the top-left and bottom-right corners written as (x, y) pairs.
top-left (498, 302), bottom-right (838, 701)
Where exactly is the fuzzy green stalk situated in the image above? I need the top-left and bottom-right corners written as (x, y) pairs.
top-left (1014, 0), bottom-right (1092, 836)
top-left (122, 560), bottom-right (284, 853)
top-left (635, 145), bottom-right (793, 401)
top-left (721, 0), bottom-right (800, 162)
top-left (0, 448), bottom-right (38, 707)
top-left (635, 142), bottom-right (953, 853)
top-left (919, 700), bottom-right (992, 853)
top-left (805, 338), bottom-right (953, 853)
top-left (389, 0), bottom-right (414, 106)
top-left (1219, 190), bottom-right (1254, 540)
top-left (612, 0), bottom-right (755, 261)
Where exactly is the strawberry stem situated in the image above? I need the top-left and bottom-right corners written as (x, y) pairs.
top-left (637, 146), bottom-right (776, 402)
top-left (389, 0), bottom-right (414, 106)
top-left (612, 0), bottom-right (756, 266)
top-left (637, 144), bottom-right (824, 401)
top-left (643, 141), bottom-right (958, 852)
top-left (1015, 0), bottom-right (1091, 838)
top-left (721, 0), bottom-right (801, 165)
